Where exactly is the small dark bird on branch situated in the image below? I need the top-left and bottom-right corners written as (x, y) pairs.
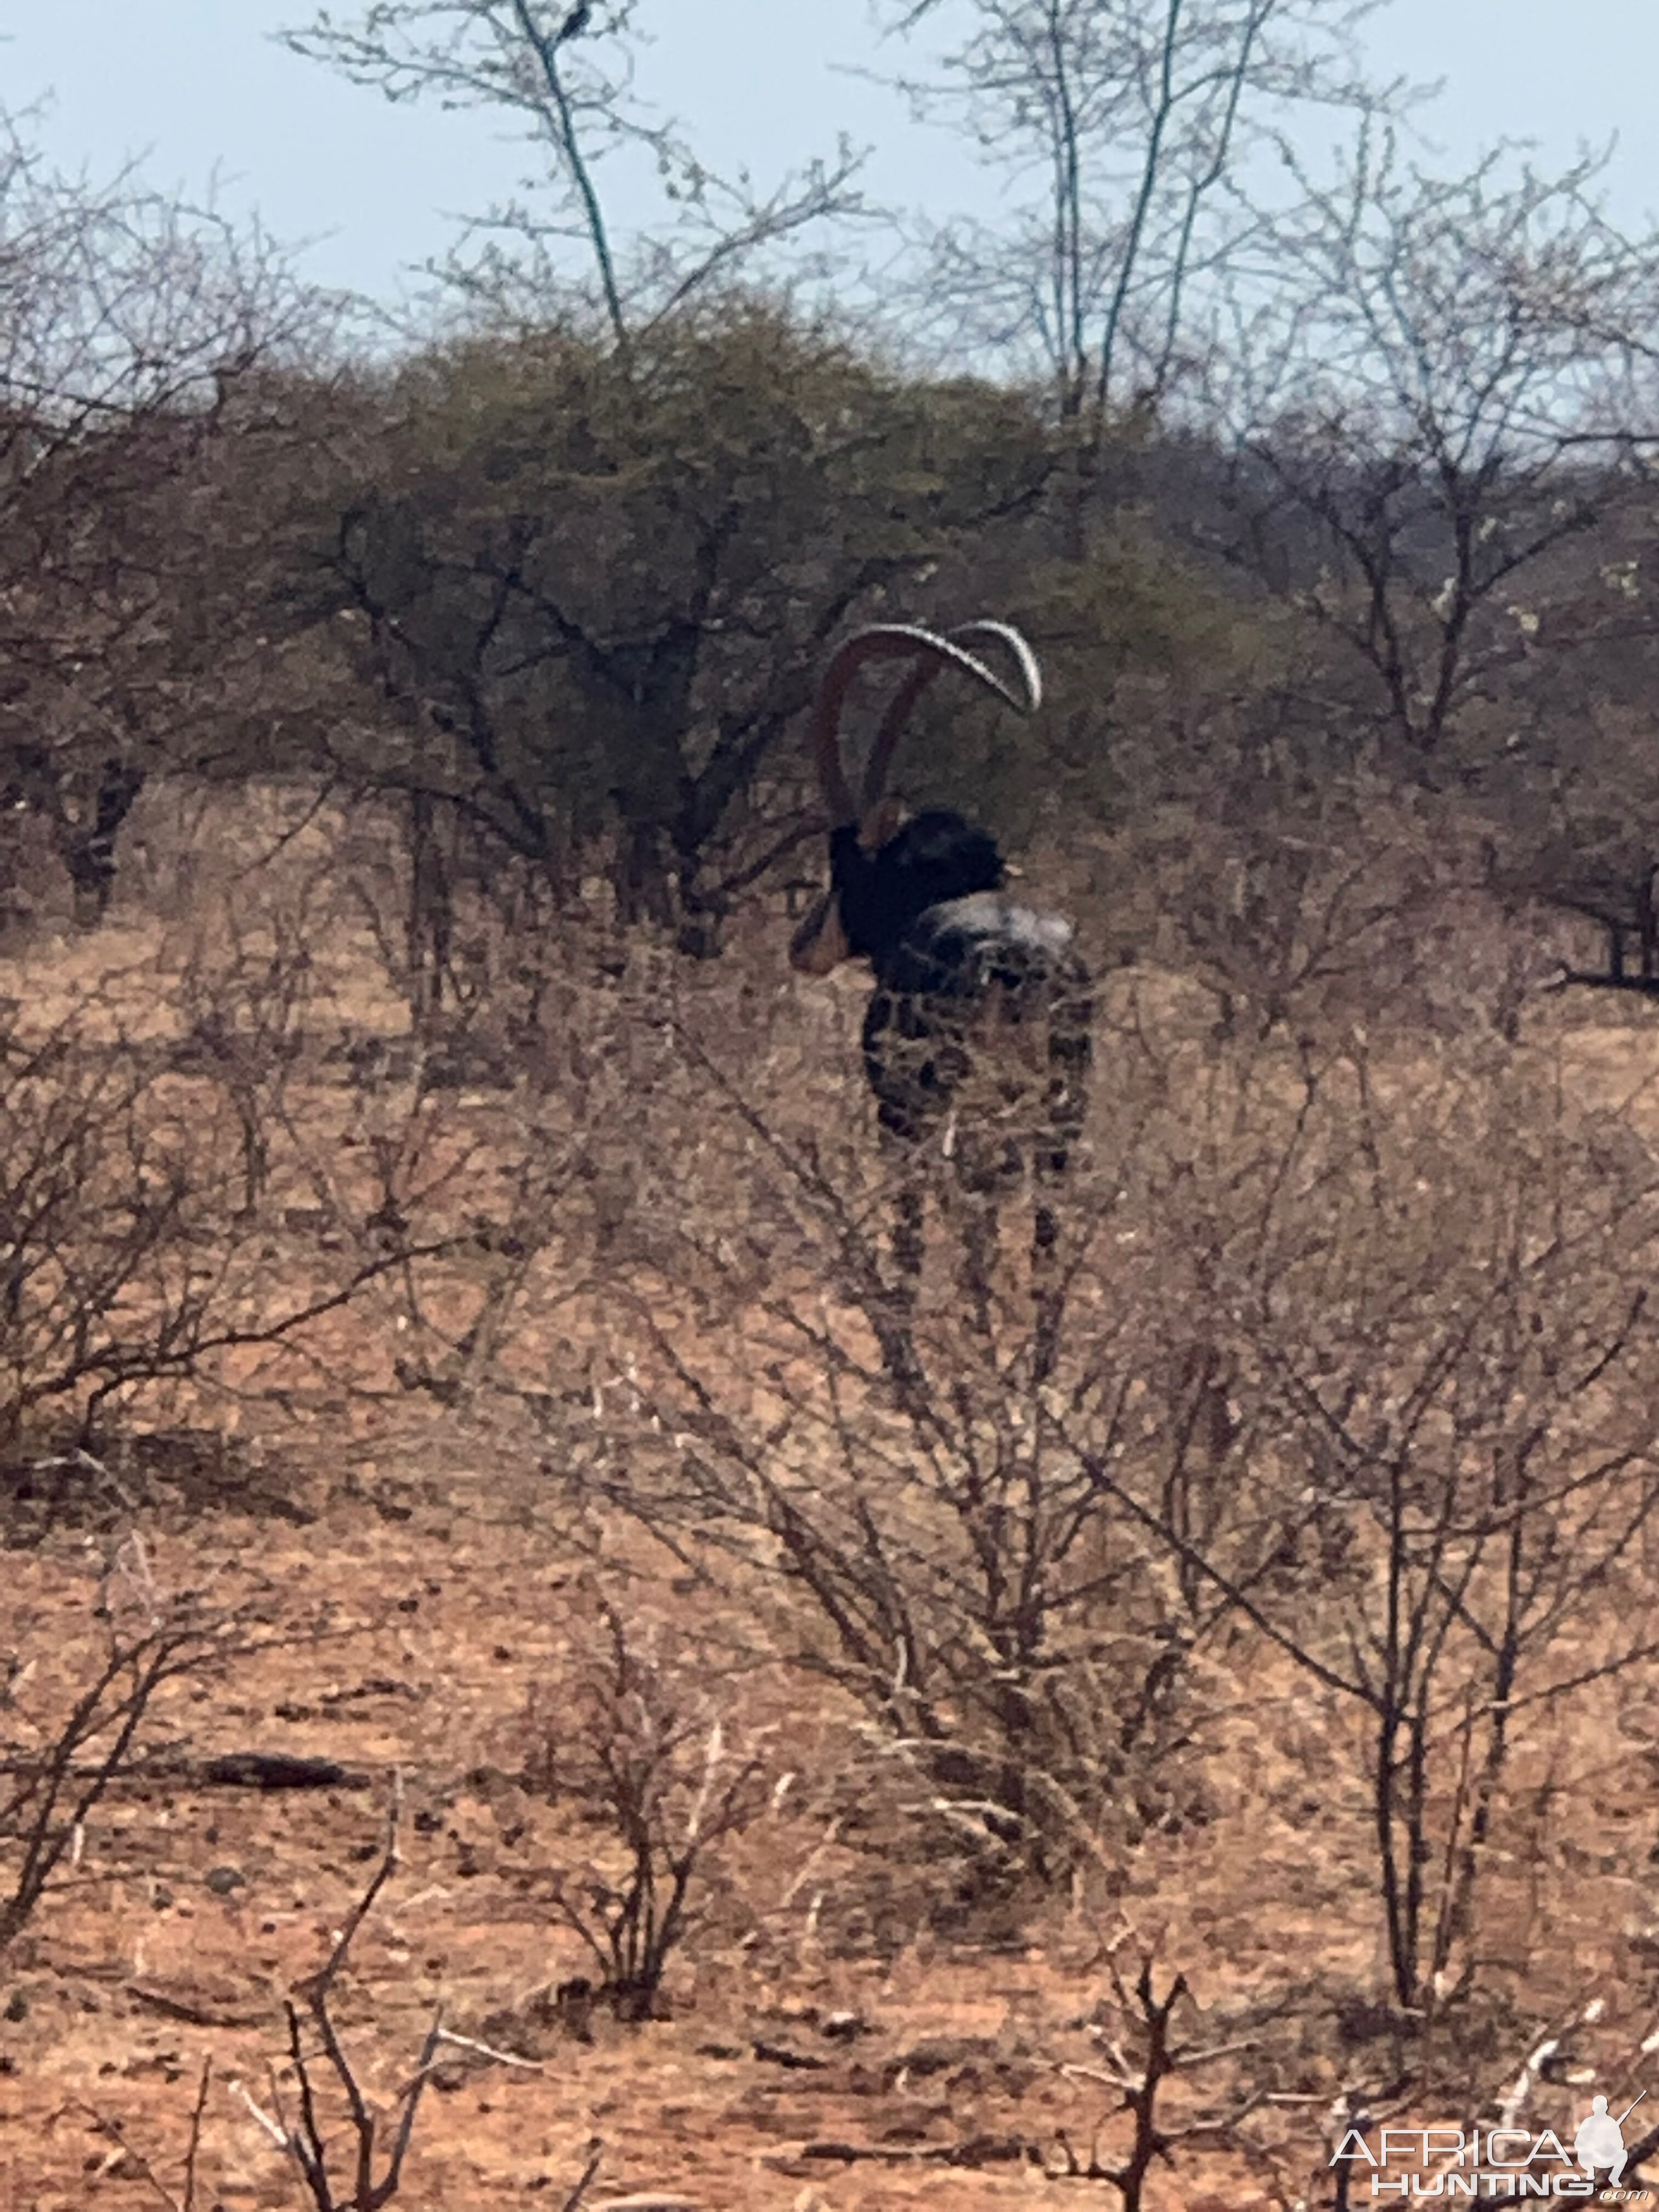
top-left (557, 2), bottom-right (592, 41)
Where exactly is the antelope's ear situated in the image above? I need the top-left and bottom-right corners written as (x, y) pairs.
top-left (789, 888), bottom-right (850, 975)
top-left (857, 796), bottom-right (904, 853)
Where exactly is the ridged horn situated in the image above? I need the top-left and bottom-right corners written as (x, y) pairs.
top-left (858, 619), bottom-right (1043, 811)
top-left (809, 622), bottom-right (1042, 828)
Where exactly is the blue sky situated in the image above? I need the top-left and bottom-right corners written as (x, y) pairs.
top-left (5, 1), bottom-right (1656, 306)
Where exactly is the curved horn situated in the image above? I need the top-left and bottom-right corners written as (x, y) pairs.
top-left (947, 619), bottom-right (1042, 714)
top-left (811, 623), bottom-right (1041, 828)
top-left (857, 619), bottom-right (1043, 811)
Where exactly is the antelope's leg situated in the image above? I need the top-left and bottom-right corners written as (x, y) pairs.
top-left (1031, 969), bottom-right (1094, 1383)
top-left (950, 1121), bottom-right (1003, 1347)
top-left (894, 1178), bottom-right (926, 1291)
top-left (874, 1174), bottom-right (927, 1397)
top-left (873, 1099), bottom-right (928, 1396)
top-left (959, 1192), bottom-right (998, 1342)
top-left (873, 1065), bottom-right (929, 1308)
top-left (1031, 1193), bottom-right (1061, 1384)
top-left (867, 984), bottom-right (939, 1313)
top-left (919, 994), bottom-right (1002, 1345)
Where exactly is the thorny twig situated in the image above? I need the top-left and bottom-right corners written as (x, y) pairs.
top-left (1047, 1950), bottom-right (1264, 2210)
top-left (231, 1777), bottom-right (450, 2212)
top-left (52, 2057), bottom-right (213, 2211)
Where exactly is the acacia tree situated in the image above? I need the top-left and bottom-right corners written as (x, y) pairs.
top-left (277, 5), bottom-right (943, 968)
top-left (280, 0), bottom-right (866, 342)
top-left (301, 311), bottom-right (1054, 961)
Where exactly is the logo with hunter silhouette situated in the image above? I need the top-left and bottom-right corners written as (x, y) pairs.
top-left (1576, 2091), bottom-right (1645, 2186)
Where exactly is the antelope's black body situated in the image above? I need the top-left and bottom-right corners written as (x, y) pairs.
top-left (864, 890), bottom-right (1092, 1152)
top-left (826, 809), bottom-right (1003, 962)
top-left (789, 625), bottom-right (1093, 1365)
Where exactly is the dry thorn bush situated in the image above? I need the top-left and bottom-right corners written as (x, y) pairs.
top-left (561, 990), bottom-right (1659, 2028)
top-left (0, 938), bottom-right (454, 1493)
top-left (1, 1530), bottom-right (249, 1960)
top-left (52, 1788), bottom-right (607, 2212)
top-left (517, 1591), bottom-right (775, 2022)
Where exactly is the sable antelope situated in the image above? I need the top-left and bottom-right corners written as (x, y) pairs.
top-left (790, 622), bottom-right (1092, 1368)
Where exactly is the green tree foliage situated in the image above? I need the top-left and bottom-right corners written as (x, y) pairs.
top-left (308, 305), bottom-right (1055, 949)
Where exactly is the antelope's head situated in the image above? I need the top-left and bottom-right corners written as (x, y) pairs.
top-left (788, 620), bottom-right (1043, 977)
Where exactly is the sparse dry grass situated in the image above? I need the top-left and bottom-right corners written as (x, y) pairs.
top-left (5, 786), bottom-right (1659, 2208)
